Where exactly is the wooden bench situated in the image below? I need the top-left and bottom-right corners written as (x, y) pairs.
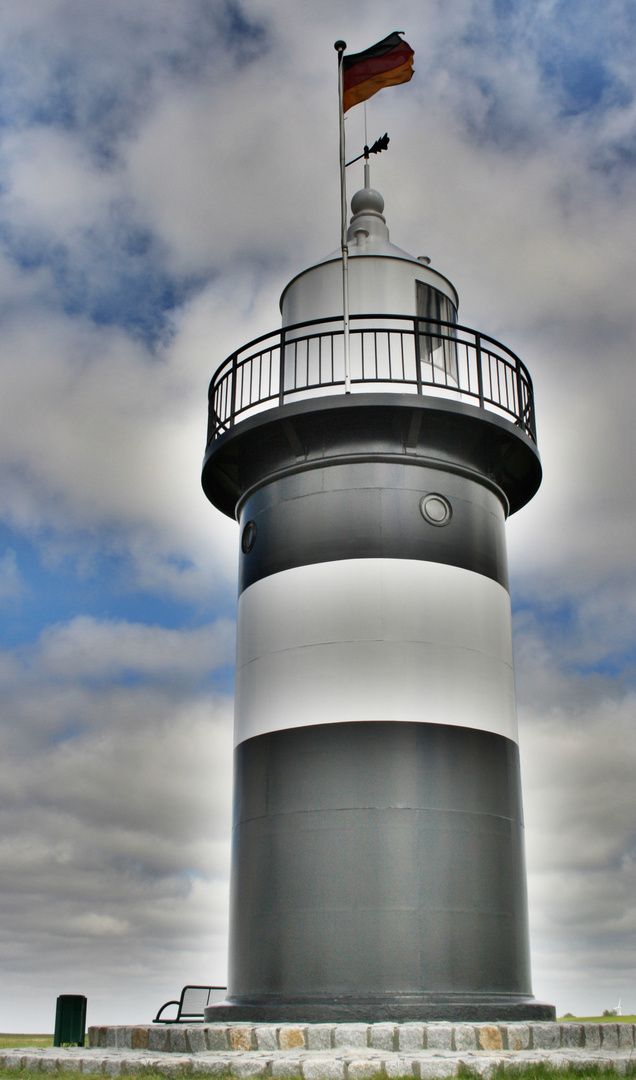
top-left (153, 985), bottom-right (227, 1023)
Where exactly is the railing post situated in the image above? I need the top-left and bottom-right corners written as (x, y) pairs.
top-left (475, 333), bottom-right (485, 410)
top-left (229, 354), bottom-right (238, 429)
top-left (515, 359), bottom-right (525, 434)
top-left (279, 328), bottom-right (286, 407)
top-left (414, 318), bottom-right (423, 395)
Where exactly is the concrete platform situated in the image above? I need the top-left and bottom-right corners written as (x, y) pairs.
top-left (1, 1022), bottom-right (634, 1077)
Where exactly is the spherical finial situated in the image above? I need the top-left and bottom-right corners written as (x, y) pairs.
top-left (351, 187), bottom-right (385, 216)
top-left (334, 40), bottom-right (346, 52)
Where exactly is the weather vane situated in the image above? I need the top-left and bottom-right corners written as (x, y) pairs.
top-left (346, 132), bottom-right (390, 168)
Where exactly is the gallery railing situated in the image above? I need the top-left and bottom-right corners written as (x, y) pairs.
top-left (206, 314), bottom-right (537, 447)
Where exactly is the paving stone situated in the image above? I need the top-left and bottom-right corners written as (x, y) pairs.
top-left (531, 1024), bottom-right (560, 1050)
top-left (477, 1026), bottom-right (503, 1051)
top-left (346, 1059), bottom-right (385, 1078)
top-left (506, 1024), bottom-right (530, 1051)
top-left (155, 1060), bottom-right (195, 1077)
top-left (307, 1026), bottom-right (334, 1050)
top-left (272, 1058), bottom-right (303, 1077)
top-left (230, 1058), bottom-right (271, 1077)
top-left (186, 1027), bottom-right (208, 1053)
top-left (0, 1053), bottom-right (25, 1069)
top-left (191, 1058), bottom-right (233, 1074)
top-left (302, 1057), bottom-right (346, 1080)
top-left (601, 1024), bottom-right (619, 1050)
top-left (462, 1060), bottom-right (501, 1079)
top-left (618, 1024), bottom-right (634, 1049)
top-left (414, 1057), bottom-right (460, 1079)
top-left (81, 1059), bottom-right (109, 1074)
top-left (169, 1028), bottom-right (187, 1053)
top-left (230, 1026), bottom-right (255, 1051)
top-left (583, 1024), bottom-right (602, 1050)
top-left (206, 1026), bottom-right (230, 1050)
top-left (384, 1056), bottom-right (415, 1077)
top-left (369, 1024), bottom-right (395, 1051)
top-left (41, 1058), bottom-right (61, 1073)
top-left (255, 1026), bottom-right (279, 1050)
top-left (148, 1027), bottom-right (170, 1052)
top-left (427, 1024), bottom-right (453, 1051)
top-left (398, 1023), bottom-right (424, 1051)
top-left (334, 1025), bottom-right (368, 1049)
top-left (280, 1026), bottom-right (307, 1050)
top-left (131, 1027), bottom-right (149, 1050)
top-left (454, 1025), bottom-right (477, 1051)
top-left (560, 1025), bottom-right (582, 1049)
top-left (24, 1053), bottom-right (45, 1071)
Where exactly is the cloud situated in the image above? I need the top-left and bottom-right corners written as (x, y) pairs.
top-left (0, 615), bottom-right (233, 1029)
top-left (0, 549), bottom-right (22, 603)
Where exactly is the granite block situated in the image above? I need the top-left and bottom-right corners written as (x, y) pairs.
top-left (230, 1059), bottom-right (271, 1078)
top-left (559, 1024), bottom-right (582, 1049)
top-left (415, 1058), bottom-right (460, 1079)
top-left (334, 1024), bottom-right (368, 1048)
top-left (384, 1057), bottom-right (415, 1077)
top-left (302, 1058), bottom-right (346, 1080)
top-left (191, 1061), bottom-right (233, 1075)
top-left (398, 1024), bottom-right (424, 1051)
top-left (477, 1026), bottom-right (503, 1051)
top-left (169, 1028), bottom-right (187, 1054)
top-left (454, 1024), bottom-right (477, 1051)
top-left (272, 1058), bottom-right (303, 1077)
top-left (185, 1027), bottom-right (208, 1053)
top-left (531, 1024), bottom-right (560, 1050)
top-left (280, 1026), bottom-right (307, 1050)
top-left (131, 1027), bottom-right (149, 1050)
top-left (255, 1026), bottom-right (278, 1051)
top-left (427, 1024), bottom-right (453, 1050)
top-left (230, 1026), bottom-right (254, 1051)
top-left (148, 1026), bottom-right (170, 1052)
top-left (369, 1023), bottom-right (395, 1051)
top-left (507, 1024), bottom-right (530, 1051)
top-left (583, 1024), bottom-right (601, 1050)
top-left (307, 1026), bottom-right (334, 1050)
top-left (601, 1024), bottom-right (619, 1050)
top-left (206, 1026), bottom-right (230, 1050)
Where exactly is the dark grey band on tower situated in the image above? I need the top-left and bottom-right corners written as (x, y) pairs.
top-left (226, 720), bottom-right (531, 1004)
top-left (238, 461), bottom-right (508, 596)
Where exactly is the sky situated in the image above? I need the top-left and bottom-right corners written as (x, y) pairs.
top-left (1, 0), bottom-right (636, 1031)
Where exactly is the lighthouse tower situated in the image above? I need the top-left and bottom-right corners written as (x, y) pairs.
top-left (202, 177), bottom-right (553, 1022)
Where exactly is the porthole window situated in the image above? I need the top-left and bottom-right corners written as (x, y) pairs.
top-left (420, 493), bottom-right (452, 527)
top-left (241, 519), bottom-right (257, 553)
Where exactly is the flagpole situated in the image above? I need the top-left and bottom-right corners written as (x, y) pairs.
top-left (334, 40), bottom-right (351, 394)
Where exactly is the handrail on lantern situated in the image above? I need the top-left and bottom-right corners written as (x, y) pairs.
top-left (206, 313), bottom-right (537, 447)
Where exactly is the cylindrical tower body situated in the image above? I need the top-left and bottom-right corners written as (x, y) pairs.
top-left (202, 188), bottom-right (552, 1022)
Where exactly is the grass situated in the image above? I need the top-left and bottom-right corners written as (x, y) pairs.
top-left (559, 1016), bottom-right (636, 1023)
top-left (0, 1037), bottom-right (53, 1049)
top-left (0, 1066), bottom-right (635, 1080)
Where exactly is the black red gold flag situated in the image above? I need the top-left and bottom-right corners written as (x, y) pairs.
top-left (342, 32), bottom-right (414, 112)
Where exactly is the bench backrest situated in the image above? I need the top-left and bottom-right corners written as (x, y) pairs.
top-left (179, 985), bottom-right (226, 1018)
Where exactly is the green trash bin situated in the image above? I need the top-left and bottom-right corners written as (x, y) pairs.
top-left (54, 995), bottom-right (87, 1047)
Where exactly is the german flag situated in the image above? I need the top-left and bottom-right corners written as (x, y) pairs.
top-left (343, 33), bottom-right (414, 113)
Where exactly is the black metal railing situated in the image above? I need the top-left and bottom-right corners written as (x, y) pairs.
top-left (206, 314), bottom-right (536, 447)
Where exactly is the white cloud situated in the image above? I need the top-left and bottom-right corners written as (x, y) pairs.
top-left (0, 615), bottom-right (233, 1030)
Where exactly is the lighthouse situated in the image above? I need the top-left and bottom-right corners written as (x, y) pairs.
top-left (201, 172), bottom-right (553, 1022)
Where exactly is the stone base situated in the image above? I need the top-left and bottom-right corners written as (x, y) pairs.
top-left (203, 998), bottom-right (556, 1024)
